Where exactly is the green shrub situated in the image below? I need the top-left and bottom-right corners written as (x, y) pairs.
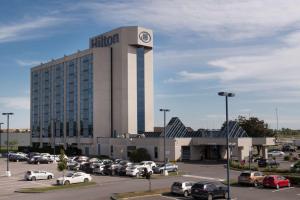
top-left (285, 175), bottom-right (300, 185)
top-left (129, 148), bottom-right (151, 163)
top-left (229, 161), bottom-right (258, 171)
top-left (284, 155), bottom-right (291, 161)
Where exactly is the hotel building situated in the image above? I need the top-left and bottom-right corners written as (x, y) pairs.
top-left (31, 26), bottom-right (154, 154)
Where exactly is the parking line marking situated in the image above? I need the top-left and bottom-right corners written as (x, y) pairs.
top-left (272, 187), bottom-right (294, 192)
top-left (182, 175), bottom-right (224, 182)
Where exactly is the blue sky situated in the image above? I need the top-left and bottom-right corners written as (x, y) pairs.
top-left (1, 0), bottom-right (300, 130)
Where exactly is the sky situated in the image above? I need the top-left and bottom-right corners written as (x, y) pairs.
top-left (1, 0), bottom-right (300, 130)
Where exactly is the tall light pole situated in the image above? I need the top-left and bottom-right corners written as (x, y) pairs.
top-left (0, 122), bottom-right (4, 151)
top-left (218, 92), bottom-right (235, 200)
top-left (2, 113), bottom-right (14, 177)
top-left (159, 108), bottom-right (170, 176)
top-left (52, 119), bottom-right (57, 163)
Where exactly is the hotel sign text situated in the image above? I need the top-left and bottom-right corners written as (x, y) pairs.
top-left (90, 33), bottom-right (119, 48)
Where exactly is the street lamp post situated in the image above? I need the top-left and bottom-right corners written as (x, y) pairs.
top-left (0, 122), bottom-right (4, 151)
top-left (53, 119), bottom-right (57, 163)
top-left (2, 113), bottom-right (14, 177)
top-left (159, 108), bottom-right (170, 176)
top-left (218, 92), bottom-right (235, 200)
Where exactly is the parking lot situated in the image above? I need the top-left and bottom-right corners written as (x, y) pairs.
top-left (1, 158), bottom-right (300, 200)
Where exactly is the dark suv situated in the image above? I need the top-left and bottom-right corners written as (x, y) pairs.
top-left (191, 181), bottom-right (228, 200)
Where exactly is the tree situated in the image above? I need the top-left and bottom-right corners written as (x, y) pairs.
top-left (237, 116), bottom-right (274, 137)
top-left (57, 149), bottom-right (68, 181)
top-left (129, 148), bottom-right (151, 163)
top-left (237, 116), bottom-right (274, 155)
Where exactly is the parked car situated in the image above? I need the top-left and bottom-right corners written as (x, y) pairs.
top-left (118, 162), bottom-right (134, 176)
top-left (126, 165), bottom-right (153, 177)
top-left (257, 158), bottom-right (279, 168)
top-left (27, 156), bottom-right (41, 164)
top-left (238, 171), bottom-right (264, 187)
top-left (24, 170), bottom-right (54, 181)
top-left (282, 145), bottom-right (296, 152)
top-left (290, 161), bottom-right (300, 172)
top-left (67, 161), bottom-right (80, 171)
top-left (191, 181), bottom-right (228, 200)
top-left (9, 154), bottom-right (28, 162)
top-left (28, 152), bottom-right (40, 159)
top-left (34, 156), bottom-right (53, 164)
top-left (138, 161), bottom-right (157, 169)
top-left (56, 172), bottom-right (92, 185)
top-left (171, 181), bottom-right (195, 197)
top-left (153, 163), bottom-right (178, 174)
top-left (263, 175), bottom-right (290, 189)
top-left (268, 150), bottom-right (285, 157)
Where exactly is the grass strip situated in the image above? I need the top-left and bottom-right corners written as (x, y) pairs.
top-left (113, 188), bottom-right (170, 199)
top-left (16, 181), bottom-right (96, 193)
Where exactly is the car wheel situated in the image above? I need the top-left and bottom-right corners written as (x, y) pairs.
top-left (64, 180), bottom-right (70, 185)
top-left (276, 184), bottom-right (280, 189)
top-left (84, 178), bottom-right (89, 183)
top-left (183, 190), bottom-right (189, 197)
top-left (31, 176), bottom-right (36, 181)
top-left (207, 194), bottom-right (213, 200)
top-left (47, 175), bottom-right (52, 180)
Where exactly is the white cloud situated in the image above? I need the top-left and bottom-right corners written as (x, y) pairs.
top-left (16, 60), bottom-right (41, 67)
top-left (0, 97), bottom-right (30, 110)
top-left (167, 31), bottom-right (300, 97)
top-left (79, 0), bottom-right (300, 40)
top-left (0, 16), bottom-right (70, 43)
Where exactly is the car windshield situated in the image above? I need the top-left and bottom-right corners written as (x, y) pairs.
top-left (66, 173), bottom-right (74, 177)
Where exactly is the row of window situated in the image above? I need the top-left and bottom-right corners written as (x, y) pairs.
top-left (31, 54), bottom-right (93, 138)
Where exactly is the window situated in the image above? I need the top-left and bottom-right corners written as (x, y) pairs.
top-left (110, 145), bottom-right (114, 156)
top-left (154, 147), bottom-right (158, 159)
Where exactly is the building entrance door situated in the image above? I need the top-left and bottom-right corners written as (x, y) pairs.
top-left (204, 145), bottom-right (221, 160)
top-left (181, 146), bottom-right (191, 161)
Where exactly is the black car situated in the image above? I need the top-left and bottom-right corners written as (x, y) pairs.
top-left (258, 158), bottom-right (279, 168)
top-left (282, 145), bottom-right (296, 152)
top-left (191, 182), bottom-right (228, 200)
top-left (9, 154), bottom-right (28, 162)
top-left (34, 156), bottom-right (53, 164)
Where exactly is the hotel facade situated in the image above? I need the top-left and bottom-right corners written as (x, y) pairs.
top-left (31, 26), bottom-right (154, 155)
top-left (31, 26), bottom-right (274, 161)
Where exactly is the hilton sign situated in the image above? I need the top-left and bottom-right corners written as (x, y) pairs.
top-left (90, 33), bottom-right (119, 48)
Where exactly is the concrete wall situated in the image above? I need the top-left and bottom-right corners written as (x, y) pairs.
top-left (97, 137), bottom-right (274, 162)
top-left (0, 132), bottom-right (30, 147)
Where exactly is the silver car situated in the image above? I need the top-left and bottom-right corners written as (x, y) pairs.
top-left (171, 181), bottom-right (195, 197)
top-left (24, 170), bottom-right (54, 181)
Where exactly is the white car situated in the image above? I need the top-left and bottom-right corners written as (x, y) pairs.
top-left (126, 165), bottom-right (153, 177)
top-left (268, 151), bottom-right (285, 157)
top-left (24, 170), bottom-right (54, 181)
top-left (56, 172), bottom-right (92, 185)
top-left (138, 161), bottom-right (157, 169)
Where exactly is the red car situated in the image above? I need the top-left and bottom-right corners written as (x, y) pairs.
top-left (263, 175), bottom-right (291, 189)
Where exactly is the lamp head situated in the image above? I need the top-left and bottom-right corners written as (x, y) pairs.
top-left (218, 92), bottom-right (235, 97)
